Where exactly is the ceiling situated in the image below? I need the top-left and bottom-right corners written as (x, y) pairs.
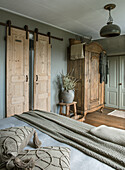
top-left (0, 0), bottom-right (125, 39)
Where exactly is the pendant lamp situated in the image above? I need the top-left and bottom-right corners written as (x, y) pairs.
top-left (100, 4), bottom-right (121, 37)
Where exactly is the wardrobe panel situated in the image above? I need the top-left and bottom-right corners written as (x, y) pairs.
top-left (67, 58), bottom-right (84, 112)
top-left (89, 53), bottom-right (100, 108)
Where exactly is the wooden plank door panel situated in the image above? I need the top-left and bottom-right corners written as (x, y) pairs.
top-left (89, 52), bottom-right (100, 109)
top-left (34, 34), bottom-right (51, 111)
top-left (90, 53), bottom-right (99, 104)
top-left (6, 28), bottom-right (29, 117)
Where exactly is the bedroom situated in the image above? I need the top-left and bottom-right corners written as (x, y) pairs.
top-left (0, 0), bottom-right (125, 169)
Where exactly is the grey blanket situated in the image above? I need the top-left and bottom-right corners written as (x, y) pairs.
top-left (14, 110), bottom-right (125, 170)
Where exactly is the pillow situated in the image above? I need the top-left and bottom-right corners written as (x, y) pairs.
top-left (0, 126), bottom-right (41, 167)
top-left (89, 125), bottom-right (125, 146)
top-left (6, 146), bottom-right (71, 170)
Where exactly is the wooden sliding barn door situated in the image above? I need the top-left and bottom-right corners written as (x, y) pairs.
top-left (34, 34), bottom-right (51, 111)
top-left (6, 28), bottom-right (29, 117)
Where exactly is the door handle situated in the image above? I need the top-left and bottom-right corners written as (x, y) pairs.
top-left (26, 75), bottom-right (28, 82)
top-left (36, 75), bottom-right (38, 81)
top-left (118, 83), bottom-right (122, 86)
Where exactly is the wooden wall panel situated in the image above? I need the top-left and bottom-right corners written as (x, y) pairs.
top-left (6, 28), bottom-right (29, 117)
top-left (34, 34), bottom-right (51, 111)
top-left (84, 51), bottom-right (90, 111)
top-left (67, 51), bottom-right (84, 112)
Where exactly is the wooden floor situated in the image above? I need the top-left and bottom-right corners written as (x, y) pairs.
top-left (83, 107), bottom-right (125, 130)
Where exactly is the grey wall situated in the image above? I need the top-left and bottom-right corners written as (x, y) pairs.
top-left (95, 35), bottom-right (125, 56)
top-left (0, 9), bottom-right (79, 119)
top-left (0, 24), bottom-right (6, 119)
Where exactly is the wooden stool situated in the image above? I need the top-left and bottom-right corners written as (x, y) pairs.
top-left (59, 101), bottom-right (77, 117)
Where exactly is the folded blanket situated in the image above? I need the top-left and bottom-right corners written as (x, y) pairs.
top-left (70, 43), bottom-right (85, 60)
top-left (90, 125), bottom-right (125, 146)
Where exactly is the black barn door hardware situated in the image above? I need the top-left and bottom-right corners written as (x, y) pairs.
top-left (35, 28), bottom-right (38, 41)
top-left (0, 20), bottom-right (63, 41)
top-left (24, 25), bottom-right (29, 39)
top-left (7, 20), bottom-right (11, 36)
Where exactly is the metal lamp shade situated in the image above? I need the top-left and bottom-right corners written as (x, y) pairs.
top-left (100, 4), bottom-right (121, 37)
top-left (100, 23), bottom-right (121, 37)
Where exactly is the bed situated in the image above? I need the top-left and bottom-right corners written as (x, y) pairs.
top-left (0, 110), bottom-right (124, 170)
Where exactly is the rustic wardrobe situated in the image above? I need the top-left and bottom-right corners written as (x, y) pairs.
top-left (67, 41), bottom-right (104, 120)
top-left (6, 27), bottom-right (51, 117)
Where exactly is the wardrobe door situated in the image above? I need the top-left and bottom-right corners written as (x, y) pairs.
top-left (6, 28), bottom-right (29, 117)
top-left (85, 51), bottom-right (104, 111)
top-left (34, 34), bottom-right (51, 111)
top-left (89, 52), bottom-right (100, 108)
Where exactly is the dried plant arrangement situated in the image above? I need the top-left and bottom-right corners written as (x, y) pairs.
top-left (61, 70), bottom-right (79, 91)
